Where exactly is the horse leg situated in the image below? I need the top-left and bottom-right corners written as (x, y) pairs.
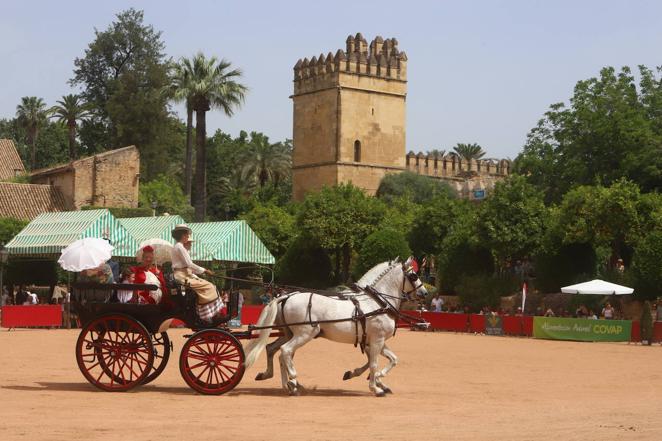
top-left (342, 359), bottom-right (369, 381)
top-left (375, 344), bottom-right (398, 394)
top-left (255, 334), bottom-right (290, 381)
top-left (367, 338), bottom-right (386, 397)
top-left (279, 327), bottom-right (318, 395)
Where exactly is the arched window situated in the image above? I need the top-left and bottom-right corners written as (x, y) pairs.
top-left (354, 140), bottom-right (361, 162)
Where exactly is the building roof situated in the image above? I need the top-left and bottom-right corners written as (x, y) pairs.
top-left (0, 183), bottom-right (70, 221)
top-left (6, 209), bottom-right (139, 257)
top-left (0, 139), bottom-right (26, 181)
top-left (30, 145), bottom-right (138, 177)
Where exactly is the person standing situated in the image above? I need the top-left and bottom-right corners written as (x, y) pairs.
top-left (602, 302), bottom-right (615, 320)
top-left (431, 294), bottom-right (444, 312)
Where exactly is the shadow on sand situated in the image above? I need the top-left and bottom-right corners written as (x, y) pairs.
top-left (2, 382), bottom-right (371, 397)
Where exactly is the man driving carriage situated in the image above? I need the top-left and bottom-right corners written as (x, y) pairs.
top-left (170, 224), bottom-right (223, 323)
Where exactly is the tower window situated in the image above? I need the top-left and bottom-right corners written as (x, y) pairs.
top-left (371, 107), bottom-right (374, 115)
top-left (354, 140), bottom-right (361, 162)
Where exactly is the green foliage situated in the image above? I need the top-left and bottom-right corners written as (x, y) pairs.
top-left (355, 229), bottom-right (411, 277)
top-left (515, 65), bottom-right (662, 202)
top-left (376, 171), bottom-right (455, 204)
top-left (0, 217), bottom-right (28, 244)
top-left (0, 118), bottom-right (69, 170)
top-left (640, 301), bottom-right (654, 344)
top-left (275, 235), bottom-right (334, 288)
top-left (534, 242), bottom-right (597, 293)
top-left (298, 184), bottom-right (385, 281)
top-left (15, 96), bottom-right (50, 169)
top-left (238, 132), bottom-right (291, 188)
top-left (240, 204), bottom-right (295, 259)
top-left (408, 194), bottom-right (469, 257)
top-left (378, 196), bottom-right (421, 235)
top-left (138, 175), bottom-right (194, 219)
top-left (477, 175), bottom-right (547, 267)
top-left (630, 231), bottom-right (662, 300)
top-left (452, 143), bottom-right (486, 162)
top-left (49, 94), bottom-right (92, 159)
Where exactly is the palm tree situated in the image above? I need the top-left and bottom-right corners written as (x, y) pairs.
top-left (165, 60), bottom-right (195, 201)
top-left (16, 96), bottom-right (49, 169)
top-left (428, 148), bottom-right (446, 158)
top-left (49, 94), bottom-right (91, 160)
top-left (239, 133), bottom-right (291, 188)
top-left (185, 53), bottom-right (247, 220)
top-left (452, 143), bottom-right (486, 171)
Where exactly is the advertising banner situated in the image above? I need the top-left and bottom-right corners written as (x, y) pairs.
top-left (533, 317), bottom-right (631, 342)
top-left (485, 314), bottom-right (503, 335)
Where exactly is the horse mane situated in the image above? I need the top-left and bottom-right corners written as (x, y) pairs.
top-left (357, 260), bottom-right (400, 288)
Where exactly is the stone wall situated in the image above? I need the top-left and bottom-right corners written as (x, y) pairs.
top-left (31, 146), bottom-right (140, 209)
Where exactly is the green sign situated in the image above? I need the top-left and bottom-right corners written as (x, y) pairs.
top-left (533, 317), bottom-right (631, 342)
top-left (485, 314), bottom-right (503, 335)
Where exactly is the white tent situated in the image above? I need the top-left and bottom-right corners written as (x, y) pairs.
top-left (561, 279), bottom-right (633, 295)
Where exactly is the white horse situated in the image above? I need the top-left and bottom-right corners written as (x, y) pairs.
top-left (244, 257), bottom-right (427, 396)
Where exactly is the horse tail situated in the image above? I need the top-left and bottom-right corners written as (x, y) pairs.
top-left (243, 296), bottom-right (286, 369)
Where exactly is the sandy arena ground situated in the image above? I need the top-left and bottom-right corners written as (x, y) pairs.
top-left (1, 328), bottom-right (661, 441)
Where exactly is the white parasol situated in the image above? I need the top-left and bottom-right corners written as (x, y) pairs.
top-left (136, 238), bottom-right (174, 265)
top-left (561, 279), bottom-right (634, 295)
top-left (58, 238), bottom-right (114, 272)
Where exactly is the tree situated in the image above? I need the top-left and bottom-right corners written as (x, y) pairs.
top-left (165, 59), bottom-right (196, 200)
top-left (298, 184), bottom-right (385, 282)
top-left (476, 175), bottom-right (547, 269)
top-left (70, 8), bottom-right (174, 177)
top-left (239, 132), bottom-right (291, 188)
top-left (515, 66), bottom-right (662, 201)
top-left (631, 231), bottom-right (662, 301)
top-left (49, 94), bottom-right (91, 159)
top-left (452, 143), bottom-right (486, 169)
top-left (240, 204), bottom-right (295, 259)
top-left (16, 96), bottom-right (49, 169)
top-left (0, 217), bottom-right (28, 245)
top-left (355, 229), bottom-right (411, 277)
top-left (139, 175), bottom-right (194, 219)
top-left (182, 53), bottom-right (247, 220)
top-left (408, 194), bottom-right (469, 257)
top-left (376, 171), bottom-right (455, 204)
top-left (276, 235), bottom-right (334, 288)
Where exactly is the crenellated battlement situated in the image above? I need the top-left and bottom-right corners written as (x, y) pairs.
top-left (293, 32), bottom-right (408, 86)
top-left (404, 152), bottom-right (511, 178)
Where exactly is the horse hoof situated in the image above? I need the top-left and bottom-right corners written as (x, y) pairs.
top-left (343, 371), bottom-right (352, 381)
top-left (255, 373), bottom-right (264, 381)
top-left (375, 391), bottom-right (386, 397)
top-left (383, 387), bottom-right (393, 394)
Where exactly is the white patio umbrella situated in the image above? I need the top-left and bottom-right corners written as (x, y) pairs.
top-left (58, 238), bottom-right (114, 272)
top-left (136, 238), bottom-right (173, 265)
top-left (561, 279), bottom-right (634, 295)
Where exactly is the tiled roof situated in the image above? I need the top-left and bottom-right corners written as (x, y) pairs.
top-left (0, 139), bottom-right (26, 180)
top-left (0, 183), bottom-right (70, 220)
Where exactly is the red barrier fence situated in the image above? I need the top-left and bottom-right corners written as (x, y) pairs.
top-left (1, 306), bottom-right (62, 328)
top-left (241, 305), bottom-right (264, 325)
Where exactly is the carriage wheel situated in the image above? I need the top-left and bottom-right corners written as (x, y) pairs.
top-left (76, 314), bottom-right (154, 392)
top-left (142, 332), bottom-right (171, 385)
top-left (179, 329), bottom-right (245, 395)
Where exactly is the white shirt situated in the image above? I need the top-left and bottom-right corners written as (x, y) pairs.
top-left (171, 242), bottom-right (206, 275)
top-left (431, 297), bottom-right (444, 312)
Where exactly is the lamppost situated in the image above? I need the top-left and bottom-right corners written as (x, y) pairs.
top-left (0, 244), bottom-right (9, 305)
top-left (151, 200), bottom-right (158, 217)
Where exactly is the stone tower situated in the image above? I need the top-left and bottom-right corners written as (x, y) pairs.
top-left (291, 33), bottom-right (408, 200)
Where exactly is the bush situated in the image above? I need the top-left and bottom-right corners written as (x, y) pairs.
top-left (240, 204), bottom-right (295, 259)
top-left (455, 274), bottom-right (518, 312)
top-left (640, 301), bottom-right (654, 345)
top-left (0, 217), bottom-right (28, 244)
top-left (631, 231), bottom-right (662, 300)
top-left (138, 174), bottom-right (194, 220)
top-left (275, 235), bottom-right (334, 288)
top-left (376, 171), bottom-right (455, 204)
top-left (355, 228), bottom-right (411, 277)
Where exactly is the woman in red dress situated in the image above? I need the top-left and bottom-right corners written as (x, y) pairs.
top-left (131, 246), bottom-right (168, 304)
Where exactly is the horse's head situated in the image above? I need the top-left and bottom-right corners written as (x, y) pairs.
top-left (401, 256), bottom-right (427, 301)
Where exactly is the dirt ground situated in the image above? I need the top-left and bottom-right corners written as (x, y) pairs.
top-left (1, 328), bottom-right (660, 441)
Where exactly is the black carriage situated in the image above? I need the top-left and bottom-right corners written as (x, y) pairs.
top-left (72, 279), bottom-right (250, 395)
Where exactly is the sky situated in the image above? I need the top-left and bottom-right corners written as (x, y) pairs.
top-left (2, 0), bottom-right (662, 159)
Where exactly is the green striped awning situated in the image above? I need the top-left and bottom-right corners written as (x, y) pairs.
top-left (188, 221), bottom-right (275, 265)
top-left (118, 215), bottom-right (185, 246)
top-left (6, 209), bottom-right (139, 257)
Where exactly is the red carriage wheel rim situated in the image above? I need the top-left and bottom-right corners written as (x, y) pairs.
top-left (179, 330), bottom-right (245, 395)
top-left (76, 314), bottom-right (154, 392)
